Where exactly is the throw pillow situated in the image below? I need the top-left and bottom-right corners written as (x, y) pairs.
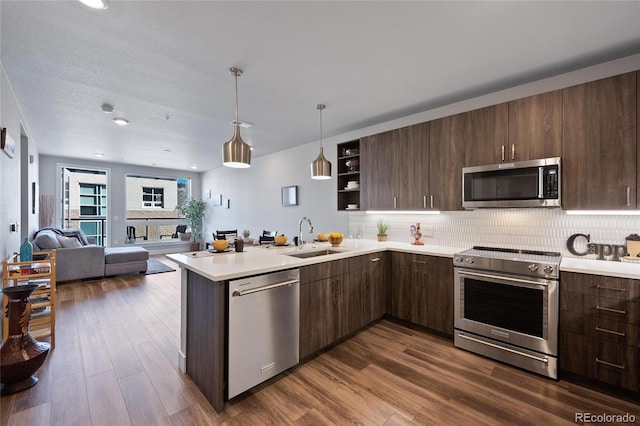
top-left (57, 235), bottom-right (83, 248)
top-left (63, 229), bottom-right (89, 246)
top-left (33, 230), bottom-right (62, 249)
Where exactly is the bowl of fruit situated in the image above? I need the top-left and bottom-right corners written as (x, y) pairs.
top-left (274, 234), bottom-right (288, 246)
top-left (328, 232), bottom-right (344, 247)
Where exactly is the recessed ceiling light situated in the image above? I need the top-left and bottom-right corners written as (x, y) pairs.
top-left (163, 149), bottom-right (172, 153)
top-left (230, 119), bottom-right (254, 128)
top-left (78, 0), bottom-right (108, 9)
top-left (113, 117), bottom-right (129, 126)
top-left (190, 165), bottom-right (198, 170)
top-left (101, 103), bottom-right (113, 114)
top-left (94, 152), bottom-right (105, 157)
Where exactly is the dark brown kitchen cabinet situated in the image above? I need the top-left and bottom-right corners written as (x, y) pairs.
top-left (362, 122), bottom-right (448, 210)
top-left (300, 275), bottom-right (337, 358)
top-left (464, 93), bottom-right (562, 166)
top-left (427, 256), bottom-right (455, 335)
top-left (349, 252), bottom-right (388, 331)
top-left (397, 123), bottom-right (430, 210)
top-left (360, 123), bottom-right (430, 210)
top-left (562, 72), bottom-right (637, 210)
top-left (360, 131), bottom-right (396, 210)
top-left (390, 252), bottom-right (453, 336)
top-left (429, 113), bottom-right (466, 211)
top-left (464, 103), bottom-right (508, 167)
top-left (559, 272), bottom-right (639, 393)
top-left (299, 252), bottom-right (388, 359)
top-left (508, 91), bottom-right (562, 161)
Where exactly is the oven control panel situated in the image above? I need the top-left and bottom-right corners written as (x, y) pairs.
top-left (453, 249), bottom-right (560, 279)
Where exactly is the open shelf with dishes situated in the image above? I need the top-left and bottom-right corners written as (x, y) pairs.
top-left (337, 140), bottom-right (361, 211)
top-left (2, 250), bottom-right (56, 348)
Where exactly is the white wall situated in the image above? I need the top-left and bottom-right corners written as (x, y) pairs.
top-left (1, 63), bottom-right (39, 261)
top-left (202, 141), bottom-right (348, 242)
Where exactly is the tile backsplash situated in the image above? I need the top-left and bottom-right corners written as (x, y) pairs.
top-left (348, 209), bottom-right (639, 259)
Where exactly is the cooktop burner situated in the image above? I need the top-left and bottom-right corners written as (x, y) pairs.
top-left (453, 246), bottom-right (561, 279)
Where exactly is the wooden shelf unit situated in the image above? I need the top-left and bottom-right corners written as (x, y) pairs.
top-left (337, 140), bottom-right (361, 211)
top-left (2, 250), bottom-right (56, 348)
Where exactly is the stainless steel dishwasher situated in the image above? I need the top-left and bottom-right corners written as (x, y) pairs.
top-left (227, 268), bottom-right (300, 399)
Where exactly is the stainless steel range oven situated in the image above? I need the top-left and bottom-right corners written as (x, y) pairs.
top-left (453, 246), bottom-right (561, 379)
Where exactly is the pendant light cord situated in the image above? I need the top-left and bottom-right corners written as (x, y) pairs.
top-left (235, 71), bottom-right (239, 125)
top-left (319, 107), bottom-right (323, 149)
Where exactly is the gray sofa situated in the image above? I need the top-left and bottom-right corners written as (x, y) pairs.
top-left (31, 228), bottom-right (148, 282)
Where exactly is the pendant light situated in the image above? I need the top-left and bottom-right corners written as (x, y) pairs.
top-left (222, 67), bottom-right (251, 168)
top-left (311, 104), bottom-right (331, 179)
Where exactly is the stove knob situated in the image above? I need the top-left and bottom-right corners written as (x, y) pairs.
top-left (454, 256), bottom-right (463, 263)
top-left (528, 264), bottom-right (538, 272)
top-left (543, 265), bottom-right (554, 274)
top-left (465, 257), bottom-right (474, 264)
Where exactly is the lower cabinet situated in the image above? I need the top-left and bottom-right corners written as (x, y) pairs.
top-left (390, 252), bottom-right (453, 336)
top-left (560, 272), bottom-right (639, 393)
top-left (300, 252), bottom-right (388, 358)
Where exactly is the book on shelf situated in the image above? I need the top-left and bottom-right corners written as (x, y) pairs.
top-left (8, 263), bottom-right (51, 276)
top-left (28, 278), bottom-right (51, 289)
top-left (31, 306), bottom-right (51, 318)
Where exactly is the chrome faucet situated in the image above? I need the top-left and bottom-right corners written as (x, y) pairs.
top-left (297, 216), bottom-right (314, 248)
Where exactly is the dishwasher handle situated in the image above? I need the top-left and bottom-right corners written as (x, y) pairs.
top-left (232, 279), bottom-right (299, 297)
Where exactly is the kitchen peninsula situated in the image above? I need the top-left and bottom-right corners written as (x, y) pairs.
top-left (167, 240), bottom-right (459, 411)
top-left (167, 240), bottom-right (638, 412)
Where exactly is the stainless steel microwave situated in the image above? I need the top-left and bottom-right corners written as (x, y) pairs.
top-left (462, 157), bottom-right (561, 209)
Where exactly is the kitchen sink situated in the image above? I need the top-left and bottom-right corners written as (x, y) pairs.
top-left (286, 249), bottom-right (343, 259)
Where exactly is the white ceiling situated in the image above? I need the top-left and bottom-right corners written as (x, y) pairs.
top-left (2, 1), bottom-right (639, 172)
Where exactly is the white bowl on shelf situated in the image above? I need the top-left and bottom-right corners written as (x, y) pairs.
top-left (347, 204), bottom-right (359, 209)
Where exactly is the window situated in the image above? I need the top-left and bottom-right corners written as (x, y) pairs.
top-left (79, 183), bottom-right (107, 216)
top-left (125, 174), bottom-right (190, 242)
top-left (142, 187), bottom-right (164, 208)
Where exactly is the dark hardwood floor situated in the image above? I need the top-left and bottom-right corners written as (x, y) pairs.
top-left (1, 256), bottom-right (638, 425)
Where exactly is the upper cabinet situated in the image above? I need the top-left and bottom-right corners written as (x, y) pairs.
top-left (464, 92), bottom-right (563, 167)
top-left (355, 70), bottom-right (639, 212)
top-left (562, 72), bottom-right (637, 210)
top-left (508, 91), bottom-right (563, 161)
top-left (429, 113), bottom-right (466, 211)
top-left (361, 130), bottom-right (396, 210)
top-left (361, 123), bottom-right (431, 211)
top-left (464, 104), bottom-right (508, 167)
top-left (397, 123), bottom-right (430, 210)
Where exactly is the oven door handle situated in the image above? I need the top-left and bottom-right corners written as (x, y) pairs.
top-left (458, 270), bottom-right (549, 288)
top-left (457, 332), bottom-right (549, 364)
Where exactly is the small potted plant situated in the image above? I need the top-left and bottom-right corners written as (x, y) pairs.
top-left (176, 198), bottom-right (207, 251)
top-left (242, 229), bottom-right (252, 244)
top-left (376, 218), bottom-right (389, 242)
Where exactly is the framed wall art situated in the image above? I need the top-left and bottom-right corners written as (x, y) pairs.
top-left (281, 185), bottom-right (298, 207)
top-left (1, 127), bottom-right (16, 159)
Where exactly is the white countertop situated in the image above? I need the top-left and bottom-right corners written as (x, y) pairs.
top-left (166, 239), bottom-right (462, 282)
top-left (166, 239), bottom-right (640, 282)
top-left (560, 257), bottom-right (640, 280)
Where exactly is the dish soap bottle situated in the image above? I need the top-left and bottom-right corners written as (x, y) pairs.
top-left (20, 237), bottom-right (33, 262)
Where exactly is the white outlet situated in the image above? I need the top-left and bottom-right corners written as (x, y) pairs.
top-left (113, 239), bottom-right (119, 245)
top-left (422, 225), bottom-right (434, 237)
top-left (113, 215), bottom-right (118, 221)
